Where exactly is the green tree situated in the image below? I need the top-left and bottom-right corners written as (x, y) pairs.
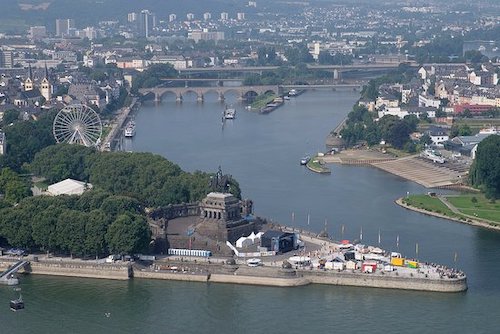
top-left (32, 206), bottom-right (62, 252)
top-left (450, 124), bottom-right (472, 138)
top-left (30, 144), bottom-right (96, 183)
top-left (106, 214), bottom-right (151, 255)
top-left (85, 209), bottom-right (111, 257)
top-left (469, 135), bottom-right (500, 199)
top-left (1, 109), bottom-right (20, 125)
top-left (420, 134), bottom-right (432, 146)
top-left (100, 195), bottom-right (142, 218)
top-left (0, 168), bottom-right (31, 204)
top-left (56, 210), bottom-right (87, 256)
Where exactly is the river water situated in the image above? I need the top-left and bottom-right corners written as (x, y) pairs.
top-left (2, 90), bottom-right (499, 333)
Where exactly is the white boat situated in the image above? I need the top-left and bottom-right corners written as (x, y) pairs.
top-left (300, 156), bottom-right (311, 165)
top-left (124, 121), bottom-right (136, 137)
top-left (288, 89), bottom-right (298, 96)
top-left (224, 106), bottom-right (236, 119)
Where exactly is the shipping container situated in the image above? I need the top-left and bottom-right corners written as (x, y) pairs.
top-left (391, 257), bottom-right (405, 266)
top-left (406, 260), bottom-right (419, 269)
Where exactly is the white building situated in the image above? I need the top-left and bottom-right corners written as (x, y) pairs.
top-left (237, 12), bottom-right (246, 20)
top-left (47, 179), bottom-right (92, 196)
top-left (203, 12), bottom-right (211, 21)
top-left (418, 94), bottom-right (441, 108)
top-left (169, 14), bottom-right (177, 22)
top-left (186, 13), bottom-right (195, 21)
top-left (220, 12), bottom-right (229, 20)
top-left (0, 131), bottom-right (5, 155)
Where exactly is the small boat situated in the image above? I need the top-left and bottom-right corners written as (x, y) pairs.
top-left (288, 89), bottom-right (298, 97)
top-left (284, 95), bottom-right (290, 100)
top-left (224, 105), bottom-right (236, 119)
top-left (300, 156), bottom-right (311, 165)
top-left (10, 294), bottom-right (24, 311)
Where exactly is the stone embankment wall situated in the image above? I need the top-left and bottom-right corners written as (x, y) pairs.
top-left (209, 274), bottom-right (310, 287)
top-left (134, 270), bottom-right (209, 282)
top-left (0, 258), bottom-right (466, 292)
top-left (301, 271), bottom-right (467, 293)
top-left (0, 259), bottom-right (131, 280)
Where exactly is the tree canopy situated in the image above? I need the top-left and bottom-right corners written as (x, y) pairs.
top-left (469, 135), bottom-right (500, 199)
top-left (30, 144), bottom-right (241, 207)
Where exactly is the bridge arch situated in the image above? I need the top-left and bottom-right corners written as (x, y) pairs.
top-left (158, 90), bottom-right (178, 102)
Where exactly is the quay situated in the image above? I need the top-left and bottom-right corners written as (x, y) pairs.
top-left (100, 97), bottom-right (138, 151)
top-left (0, 228), bottom-right (467, 293)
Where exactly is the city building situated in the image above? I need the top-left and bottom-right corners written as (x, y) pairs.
top-left (220, 12), bottom-right (229, 20)
top-left (203, 12), bottom-right (211, 21)
top-left (237, 12), bottom-right (246, 21)
top-left (127, 12), bottom-right (137, 23)
top-left (168, 14), bottom-right (177, 22)
top-left (29, 26), bottom-right (47, 40)
top-left (138, 10), bottom-right (155, 38)
top-left (186, 13), bottom-right (195, 21)
top-left (55, 18), bottom-right (75, 37)
top-left (248, 1), bottom-right (257, 7)
top-left (0, 49), bottom-right (13, 68)
top-left (40, 64), bottom-right (52, 102)
top-left (188, 30), bottom-right (225, 43)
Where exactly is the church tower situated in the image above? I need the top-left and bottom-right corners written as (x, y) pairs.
top-left (24, 64), bottom-right (34, 91)
top-left (40, 63), bottom-right (52, 101)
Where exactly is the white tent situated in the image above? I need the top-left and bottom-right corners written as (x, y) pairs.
top-left (236, 237), bottom-right (252, 248)
top-left (248, 232), bottom-right (257, 242)
top-left (47, 178), bottom-right (92, 196)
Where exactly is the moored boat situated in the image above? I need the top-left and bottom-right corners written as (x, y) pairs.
top-left (300, 156), bottom-right (311, 165)
top-left (124, 121), bottom-right (136, 137)
top-left (10, 294), bottom-right (24, 311)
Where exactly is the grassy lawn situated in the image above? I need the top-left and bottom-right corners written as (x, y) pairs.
top-left (446, 194), bottom-right (500, 224)
top-left (306, 158), bottom-right (331, 174)
top-left (250, 93), bottom-right (277, 109)
top-left (403, 195), bottom-right (458, 218)
top-left (404, 194), bottom-right (500, 225)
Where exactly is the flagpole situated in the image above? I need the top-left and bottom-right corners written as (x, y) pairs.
top-left (307, 213), bottom-right (310, 227)
top-left (360, 227), bottom-right (363, 242)
top-left (396, 234), bottom-right (400, 250)
top-left (378, 229), bottom-right (381, 246)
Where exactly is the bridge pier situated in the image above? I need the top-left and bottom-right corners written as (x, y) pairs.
top-left (176, 93), bottom-right (183, 103)
top-left (218, 93), bottom-right (225, 102)
top-left (333, 69), bottom-right (342, 81)
top-left (154, 92), bottom-right (161, 103)
top-left (197, 93), bottom-right (204, 103)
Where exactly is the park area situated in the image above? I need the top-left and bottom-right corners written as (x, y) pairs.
top-left (403, 194), bottom-right (500, 226)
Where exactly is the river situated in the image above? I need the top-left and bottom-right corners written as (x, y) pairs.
top-left (1, 90), bottom-right (499, 333)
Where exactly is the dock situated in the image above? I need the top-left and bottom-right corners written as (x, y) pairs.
top-left (100, 97), bottom-right (138, 152)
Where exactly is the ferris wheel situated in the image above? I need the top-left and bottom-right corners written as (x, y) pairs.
top-left (53, 104), bottom-right (103, 147)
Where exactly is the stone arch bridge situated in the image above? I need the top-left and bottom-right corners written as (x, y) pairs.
top-left (139, 85), bottom-right (281, 103)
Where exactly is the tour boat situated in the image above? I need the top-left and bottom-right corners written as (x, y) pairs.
top-left (124, 121), bottom-right (136, 137)
top-left (224, 106), bottom-right (236, 119)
